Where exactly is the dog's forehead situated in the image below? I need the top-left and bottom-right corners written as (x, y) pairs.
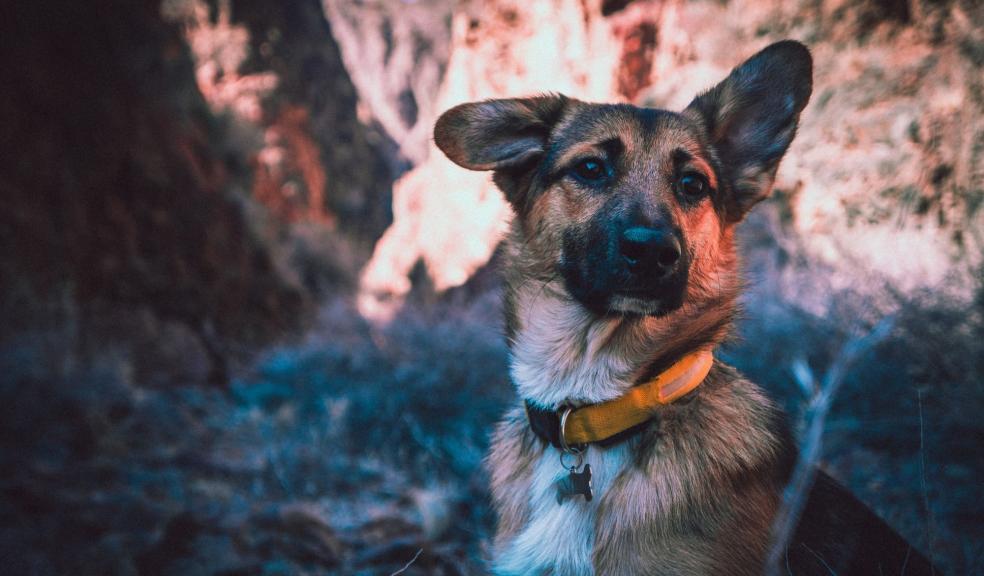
top-left (549, 104), bottom-right (703, 160)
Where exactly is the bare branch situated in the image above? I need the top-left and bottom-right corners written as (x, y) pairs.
top-left (390, 548), bottom-right (424, 576)
top-left (765, 316), bottom-right (896, 576)
top-left (791, 356), bottom-right (816, 397)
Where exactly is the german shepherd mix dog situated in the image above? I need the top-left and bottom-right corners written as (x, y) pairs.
top-left (435, 41), bottom-right (936, 575)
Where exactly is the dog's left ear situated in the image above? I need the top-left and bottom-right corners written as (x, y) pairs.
top-left (434, 94), bottom-right (569, 171)
top-left (684, 40), bottom-right (812, 221)
top-left (434, 95), bottom-right (570, 208)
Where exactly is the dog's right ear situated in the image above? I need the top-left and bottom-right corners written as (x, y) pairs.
top-left (684, 40), bottom-right (812, 222)
top-left (434, 95), bottom-right (569, 173)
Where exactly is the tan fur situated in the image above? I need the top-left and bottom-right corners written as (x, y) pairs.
top-left (489, 235), bottom-right (784, 573)
top-left (435, 41), bottom-right (815, 576)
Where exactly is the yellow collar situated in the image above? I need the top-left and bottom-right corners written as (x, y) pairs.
top-left (559, 349), bottom-right (714, 446)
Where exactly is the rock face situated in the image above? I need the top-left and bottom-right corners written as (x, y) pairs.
top-left (338, 0), bottom-right (617, 317)
top-left (334, 0), bottom-right (982, 318)
top-left (626, 0), bottom-right (984, 308)
top-left (164, 0), bottom-right (396, 239)
top-left (0, 0), bottom-right (399, 383)
top-left (0, 0), bottom-right (309, 383)
top-left (0, 1), bottom-right (980, 574)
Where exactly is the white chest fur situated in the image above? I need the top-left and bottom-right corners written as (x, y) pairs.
top-left (493, 285), bottom-right (730, 574)
top-left (494, 443), bottom-right (630, 576)
top-left (509, 285), bottom-right (657, 408)
top-left (496, 287), bottom-right (643, 575)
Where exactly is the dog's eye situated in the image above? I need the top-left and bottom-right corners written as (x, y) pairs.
top-left (571, 158), bottom-right (608, 182)
top-left (677, 174), bottom-right (708, 198)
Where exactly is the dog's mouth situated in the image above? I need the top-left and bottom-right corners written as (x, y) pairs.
top-left (609, 294), bottom-right (668, 316)
top-left (561, 272), bottom-right (689, 317)
top-left (608, 285), bottom-right (686, 316)
top-left (605, 258), bottom-right (691, 315)
top-left (614, 287), bottom-right (663, 299)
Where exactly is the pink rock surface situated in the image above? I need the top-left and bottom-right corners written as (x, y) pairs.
top-left (325, 0), bottom-right (982, 319)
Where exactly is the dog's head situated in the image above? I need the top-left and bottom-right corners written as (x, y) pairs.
top-left (435, 41), bottom-right (812, 317)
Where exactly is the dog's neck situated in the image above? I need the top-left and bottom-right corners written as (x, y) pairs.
top-left (505, 276), bottom-right (736, 410)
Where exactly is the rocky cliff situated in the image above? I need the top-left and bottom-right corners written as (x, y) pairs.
top-left (339, 0), bottom-right (982, 318)
top-left (0, 0), bottom-right (980, 574)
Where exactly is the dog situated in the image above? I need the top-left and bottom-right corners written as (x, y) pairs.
top-left (435, 40), bottom-right (936, 576)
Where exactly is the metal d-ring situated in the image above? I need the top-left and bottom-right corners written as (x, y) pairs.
top-left (558, 407), bottom-right (585, 457)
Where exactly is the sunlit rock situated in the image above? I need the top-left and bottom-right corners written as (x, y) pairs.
top-left (336, 0), bottom-right (630, 319)
top-left (325, 0), bottom-right (982, 320)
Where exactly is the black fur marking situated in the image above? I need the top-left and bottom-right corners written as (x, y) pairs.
top-left (560, 225), bottom-right (616, 315)
top-left (671, 147), bottom-right (693, 165)
top-left (788, 471), bottom-right (938, 575)
top-left (599, 137), bottom-right (625, 160)
top-left (634, 106), bottom-right (676, 133)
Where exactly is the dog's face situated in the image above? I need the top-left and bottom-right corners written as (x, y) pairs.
top-left (435, 41), bottom-right (812, 316)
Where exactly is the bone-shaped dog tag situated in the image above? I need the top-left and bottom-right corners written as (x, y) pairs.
top-left (556, 463), bottom-right (593, 503)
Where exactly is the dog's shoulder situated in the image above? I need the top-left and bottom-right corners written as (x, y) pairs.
top-left (647, 361), bottom-right (795, 478)
top-left (591, 365), bottom-right (795, 575)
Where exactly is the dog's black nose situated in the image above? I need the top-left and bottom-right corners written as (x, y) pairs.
top-left (620, 227), bottom-right (681, 274)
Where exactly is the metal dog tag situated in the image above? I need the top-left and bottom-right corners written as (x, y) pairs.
top-left (556, 463), bottom-right (593, 503)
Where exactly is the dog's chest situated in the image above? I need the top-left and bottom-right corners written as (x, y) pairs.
top-left (496, 295), bottom-right (640, 574)
top-left (493, 444), bottom-right (630, 576)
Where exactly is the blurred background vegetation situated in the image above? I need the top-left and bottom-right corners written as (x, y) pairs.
top-left (0, 0), bottom-right (980, 574)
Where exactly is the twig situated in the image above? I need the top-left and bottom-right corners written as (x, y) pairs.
top-left (390, 548), bottom-right (423, 576)
top-left (917, 390), bottom-right (938, 575)
top-left (765, 316), bottom-right (896, 576)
